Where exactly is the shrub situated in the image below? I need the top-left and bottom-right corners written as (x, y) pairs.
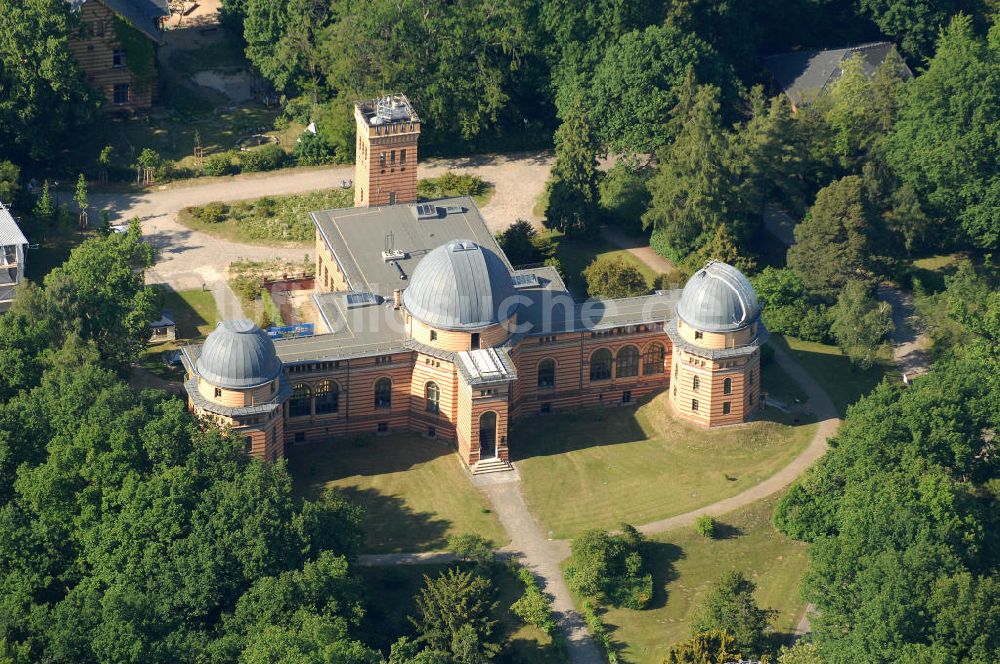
top-left (294, 133), bottom-right (335, 166)
top-left (751, 267), bottom-right (832, 343)
top-left (137, 148), bottom-right (162, 170)
top-left (447, 533), bottom-right (494, 567)
top-left (509, 565), bottom-right (557, 635)
top-left (564, 524), bottom-right (653, 610)
top-left (583, 257), bottom-right (648, 299)
top-left (240, 144), bottom-right (286, 172)
top-left (418, 171), bottom-right (491, 200)
top-left (696, 515), bottom-right (716, 538)
top-left (495, 219), bottom-right (555, 266)
top-left (652, 268), bottom-right (690, 291)
top-left (203, 152), bottom-right (236, 176)
top-left (196, 201), bottom-right (227, 223)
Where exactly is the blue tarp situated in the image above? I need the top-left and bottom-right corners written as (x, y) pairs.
top-left (266, 323), bottom-right (315, 339)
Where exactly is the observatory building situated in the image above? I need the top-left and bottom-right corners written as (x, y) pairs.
top-left (180, 94), bottom-right (766, 472)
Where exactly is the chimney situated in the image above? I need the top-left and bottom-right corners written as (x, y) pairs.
top-left (393, 289), bottom-right (402, 309)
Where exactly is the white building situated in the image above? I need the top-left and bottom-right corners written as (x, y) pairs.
top-left (0, 203), bottom-right (28, 313)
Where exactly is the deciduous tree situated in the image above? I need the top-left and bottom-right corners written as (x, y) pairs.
top-left (583, 257), bottom-right (648, 299)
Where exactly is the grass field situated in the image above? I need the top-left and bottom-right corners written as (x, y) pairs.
top-left (512, 382), bottom-right (816, 539)
top-left (360, 562), bottom-right (565, 663)
top-left (138, 287), bottom-right (221, 380)
top-left (287, 434), bottom-right (507, 553)
top-left (597, 493), bottom-right (808, 663)
top-left (548, 232), bottom-right (658, 298)
top-left (178, 188), bottom-right (353, 244)
top-left (770, 335), bottom-right (890, 417)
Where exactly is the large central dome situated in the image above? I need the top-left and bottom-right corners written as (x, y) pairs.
top-left (195, 319), bottom-right (283, 389)
top-left (402, 240), bottom-right (516, 330)
top-left (676, 261), bottom-right (761, 333)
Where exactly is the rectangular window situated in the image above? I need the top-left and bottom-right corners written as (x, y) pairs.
top-left (113, 83), bottom-right (130, 105)
top-left (622, 390), bottom-right (632, 404)
top-left (400, 149), bottom-right (407, 164)
top-left (112, 49), bottom-right (125, 68)
top-left (471, 333), bottom-right (480, 350)
top-left (377, 422), bottom-right (388, 433)
top-left (379, 152), bottom-right (386, 170)
top-left (390, 150), bottom-right (396, 164)
top-left (694, 330), bottom-right (703, 339)
top-left (427, 426), bottom-right (436, 438)
top-left (723, 401), bottom-right (731, 415)
top-left (692, 399), bottom-right (699, 411)
top-left (214, 387), bottom-right (222, 398)
top-left (430, 330), bottom-right (437, 341)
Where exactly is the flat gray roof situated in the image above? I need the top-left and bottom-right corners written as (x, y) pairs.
top-left (313, 196), bottom-right (504, 298)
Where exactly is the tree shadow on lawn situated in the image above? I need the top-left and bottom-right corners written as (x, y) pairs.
top-left (338, 486), bottom-right (452, 553)
top-left (287, 435), bottom-right (454, 485)
top-left (713, 522), bottom-right (745, 540)
top-left (644, 541), bottom-right (684, 611)
top-left (509, 396), bottom-right (654, 462)
top-left (154, 283), bottom-right (211, 339)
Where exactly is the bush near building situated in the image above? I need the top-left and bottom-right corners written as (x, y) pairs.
top-left (565, 524), bottom-right (653, 610)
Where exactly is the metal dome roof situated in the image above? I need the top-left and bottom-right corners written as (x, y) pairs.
top-left (402, 240), bottom-right (517, 330)
top-left (195, 319), bottom-right (283, 389)
top-left (675, 261), bottom-right (761, 333)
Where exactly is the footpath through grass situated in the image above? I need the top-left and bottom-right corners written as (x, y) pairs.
top-left (513, 384), bottom-right (816, 539)
top-left (360, 562), bottom-right (564, 663)
top-left (597, 493), bottom-right (808, 663)
top-left (769, 335), bottom-right (890, 417)
top-left (286, 434), bottom-right (507, 553)
top-left (178, 188), bottom-right (353, 244)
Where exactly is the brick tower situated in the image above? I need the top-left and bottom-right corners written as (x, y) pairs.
top-left (354, 94), bottom-right (420, 207)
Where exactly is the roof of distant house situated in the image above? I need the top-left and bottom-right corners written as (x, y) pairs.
top-left (0, 203), bottom-right (28, 247)
top-left (764, 41), bottom-right (912, 107)
top-left (66, 0), bottom-right (170, 43)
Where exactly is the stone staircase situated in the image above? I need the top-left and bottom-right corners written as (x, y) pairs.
top-left (472, 457), bottom-right (514, 475)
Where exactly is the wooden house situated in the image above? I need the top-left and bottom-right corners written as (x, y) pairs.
top-left (65, 0), bottom-right (170, 111)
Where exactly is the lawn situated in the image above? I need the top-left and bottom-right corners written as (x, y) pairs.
top-left (769, 335), bottom-right (890, 417)
top-left (286, 434), bottom-right (508, 553)
top-left (513, 382), bottom-right (816, 539)
top-left (24, 227), bottom-right (97, 283)
top-left (159, 286), bottom-right (220, 339)
top-left (359, 562), bottom-right (565, 663)
top-left (548, 231), bottom-right (658, 298)
top-left (597, 493), bottom-right (809, 663)
top-left (909, 252), bottom-right (968, 293)
top-left (177, 188), bottom-right (353, 244)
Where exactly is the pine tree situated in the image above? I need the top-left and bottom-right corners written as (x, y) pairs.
top-left (643, 82), bottom-right (732, 261)
top-left (544, 100), bottom-right (599, 237)
top-left (33, 180), bottom-right (54, 223)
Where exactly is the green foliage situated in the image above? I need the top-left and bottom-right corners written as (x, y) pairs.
top-left (664, 629), bottom-right (743, 664)
top-left (137, 147), bottom-right (163, 169)
top-left (203, 151), bottom-right (237, 176)
top-left (773, 331), bottom-right (1000, 663)
top-left (495, 220), bottom-right (556, 267)
top-left (73, 173), bottom-right (87, 212)
top-left (293, 132), bottom-right (335, 166)
top-left (565, 525), bottom-right (653, 610)
top-left (409, 568), bottom-right (500, 660)
top-left (750, 267), bottom-right (831, 343)
top-left (777, 641), bottom-right (822, 664)
top-left (0, 161), bottom-right (20, 204)
top-left (417, 171), bottom-right (491, 202)
top-left (111, 16), bottom-right (155, 88)
top-left (583, 257), bottom-right (649, 299)
top-left (695, 515), bottom-right (716, 538)
top-left (447, 533), bottom-right (495, 568)
top-left (197, 201), bottom-right (228, 223)
top-left (858, 0), bottom-right (961, 58)
top-left (509, 564), bottom-right (556, 635)
top-left (829, 280), bottom-right (894, 369)
top-left (690, 571), bottom-right (777, 657)
top-left (887, 15), bottom-right (1000, 251)
top-left (598, 158), bottom-right (651, 235)
top-left (587, 24), bottom-right (734, 153)
top-left (32, 180), bottom-right (55, 223)
top-left (0, 0), bottom-right (97, 164)
top-left (184, 189), bottom-right (353, 242)
top-left (580, 600), bottom-right (618, 664)
top-left (787, 175), bottom-right (896, 299)
top-left (544, 100), bottom-right (600, 237)
top-left (239, 145), bottom-right (287, 172)
top-left (652, 268), bottom-right (691, 291)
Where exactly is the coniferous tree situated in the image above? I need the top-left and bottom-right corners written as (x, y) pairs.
top-left (544, 100), bottom-right (599, 237)
top-left (410, 568), bottom-right (499, 660)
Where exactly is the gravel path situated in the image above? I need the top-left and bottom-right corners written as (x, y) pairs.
top-left (600, 227), bottom-right (675, 275)
top-left (877, 284), bottom-right (931, 380)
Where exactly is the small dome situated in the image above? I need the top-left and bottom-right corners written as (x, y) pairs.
top-left (402, 240), bottom-right (516, 330)
top-left (676, 261), bottom-right (761, 333)
top-left (195, 319), bottom-right (282, 389)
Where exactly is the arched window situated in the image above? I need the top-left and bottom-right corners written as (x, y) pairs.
top-left (289, 384), bottom-right (311, 417)
top-left (643, 344), bottom-right (666, 375)
top-left (692, 375), bottom-right (700, 391)
top-left (315, 380), bottom-right (339, 414)
top-left (589, 349), bottom-right (612, 381)
top-left (425, 381), bottom-right (440, 413)
top-left (537, 359), bottom-right (555, 388)
top-left (616, 345), bottom-right (639, 378)
top-left (723, 377), bottom-right (732, 395)
top-left (479, 411), bottom-right (497, 458)
top-left (374, 377), bottom-right (392, 409)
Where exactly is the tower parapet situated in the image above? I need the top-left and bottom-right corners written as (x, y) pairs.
top-left (354, 94), bottom-right (420, 207)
